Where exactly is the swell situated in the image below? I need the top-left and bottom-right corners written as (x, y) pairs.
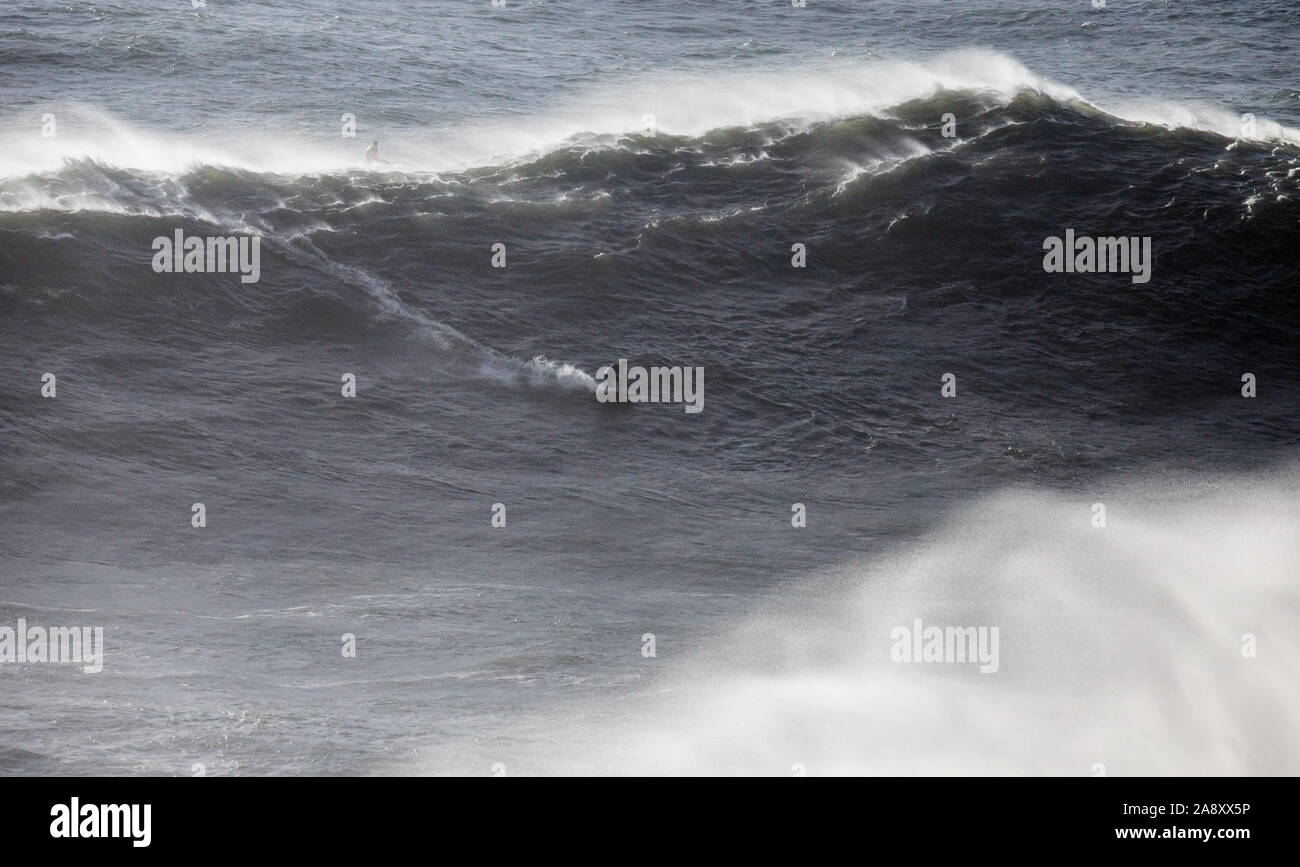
top-left (2, 83), bottom-right (1297, 449)
top-left (4, 87), bottom-right (1295, 316)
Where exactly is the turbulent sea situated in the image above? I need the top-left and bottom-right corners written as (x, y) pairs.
top-left (1, 0), bottom-right (1297, 774)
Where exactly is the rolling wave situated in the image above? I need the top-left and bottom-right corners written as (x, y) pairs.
top-left (3, 50), bottom-right (1297, 184)
top-left (3, 51), bottom-right (1297, 408)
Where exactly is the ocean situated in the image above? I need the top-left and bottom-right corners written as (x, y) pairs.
top-left (1, 0), bottom-right (1297, 775)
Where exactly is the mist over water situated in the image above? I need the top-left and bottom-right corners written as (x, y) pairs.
top-left (3, 48), bottom-right (1297, 182)
top-left (1, 0), bottom-right (1297, 775)
top-left (410, 469), bottom-right (1300, 776)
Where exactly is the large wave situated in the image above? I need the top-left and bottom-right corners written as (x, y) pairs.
top-left (3, 49), bottom-right (1296, 406)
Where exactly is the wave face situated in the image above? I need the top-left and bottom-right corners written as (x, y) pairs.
top-left (2, 0), bottom-right (1298, 776)
top-left (4, 65), bottom-right (1297, 471)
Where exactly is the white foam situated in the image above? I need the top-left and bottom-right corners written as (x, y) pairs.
top-left (0, 103), bottom-right (346, 178)
top-left (1105, 99), bottom-right (1300, 145)
top-left (5, 50), bottom-right (1293, 181)
top-left (411, 466), bottom-right (1300, 775)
